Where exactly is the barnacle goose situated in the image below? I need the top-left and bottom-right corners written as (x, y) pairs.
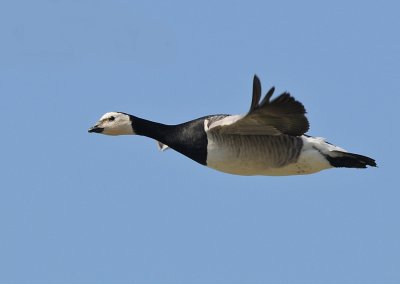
top-left (88, 76), bottom-right (376, 176)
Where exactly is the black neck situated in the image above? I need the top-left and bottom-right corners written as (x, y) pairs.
top-left (129, 115), bottom-right (208, 165)
top-left (129, 115), bottom-right (172, 141)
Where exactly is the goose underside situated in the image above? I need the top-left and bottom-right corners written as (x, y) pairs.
top-left (205, 134), bottom-right (328, 176)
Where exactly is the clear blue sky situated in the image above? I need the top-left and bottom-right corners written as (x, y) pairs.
top-left (1, 1), bottom-right (399, 283)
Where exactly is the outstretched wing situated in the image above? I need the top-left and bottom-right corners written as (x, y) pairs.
top-left (207, 75), bottom-right (309, 136)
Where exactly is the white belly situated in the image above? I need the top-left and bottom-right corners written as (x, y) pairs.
top-left (206, 134), bottom-right (333, 176)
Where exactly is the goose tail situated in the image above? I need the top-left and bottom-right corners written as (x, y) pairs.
top-left (325, 150), bottom-right (377, 168)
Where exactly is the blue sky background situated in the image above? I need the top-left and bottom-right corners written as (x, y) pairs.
top-left (1, 0), bottom-right (399, 283)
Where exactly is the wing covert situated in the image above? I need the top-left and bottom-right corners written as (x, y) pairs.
top-left (207, 75), bottom-right (309, 136)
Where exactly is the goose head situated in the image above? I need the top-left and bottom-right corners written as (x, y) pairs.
top-left (88, 112), bottom-right (134, 135)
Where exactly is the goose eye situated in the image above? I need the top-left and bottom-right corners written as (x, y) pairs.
top-left (108, 116), bottom-right (115, 122)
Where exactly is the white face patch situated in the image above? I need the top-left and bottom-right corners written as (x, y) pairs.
top-left (95, 112), bottom-right (135, 135)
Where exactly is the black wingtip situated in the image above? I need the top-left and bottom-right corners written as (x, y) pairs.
top-left (250, 75), bottom-right (262, 112)
top-left (259, 86), bottom-right (275, 106)
top-left (253, 74), bottom-right (260, 83)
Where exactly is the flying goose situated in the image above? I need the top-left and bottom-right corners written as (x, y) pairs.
top-left (88, 76), bottom-right (376, 176)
